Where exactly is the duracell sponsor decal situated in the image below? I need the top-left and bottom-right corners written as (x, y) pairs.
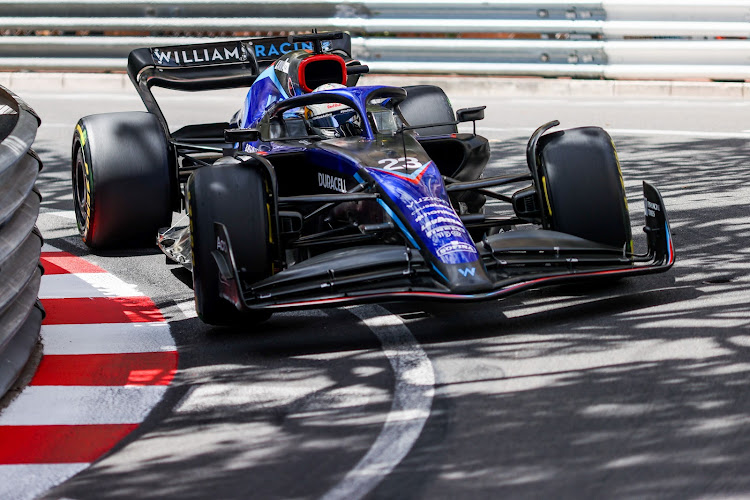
top-left (151, 41), bottom-right (247, 67)
top-left (318, 172), bottom-right (347, 193)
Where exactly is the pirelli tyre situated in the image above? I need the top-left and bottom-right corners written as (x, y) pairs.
top-left (398, 85), bottom-right (457, 136)
top-left (537, 126), bottom-right (633, 251)
top-left (187, 158), bottom-right (273, 326)
top-left (72, 112), bottom-right (172, 248)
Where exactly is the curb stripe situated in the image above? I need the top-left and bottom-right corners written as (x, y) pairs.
top-left (41, 323), bottom-right (174, 355)
top-left (0, 386), bottom-right (169, 425)
top-left (40, 251), bottom-right (106, 274)
top-left (0, 425), bottom-right (138, 464)
top-left (1, 246), bottom-right (178, 499)
top-left (30, 352), bottom-right (178, 386)
top-left (40, 244), bottom-right (65, 253)
top-left (0, 464), bottom-right (89, 500)
top-left (40, 296), bottom-right (165, 325)
top-left (39, 273), bottom-right (145, 299)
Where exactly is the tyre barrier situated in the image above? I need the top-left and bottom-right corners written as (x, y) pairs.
top-left (0, 85), bottom-right (43, 399)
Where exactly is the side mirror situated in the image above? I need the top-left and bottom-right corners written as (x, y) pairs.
top-left (456, 106), bottom-right (486, 123)
top-left (346, 64), bottom-right (370, 75)
top-left (224, 128), bottom-right (260, 143)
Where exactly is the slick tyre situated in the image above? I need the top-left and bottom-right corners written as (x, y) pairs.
top-left (537, 126), bottom-right (633, 251)
top-left (187, 158), bottom-right (273, 326)
top-left (399, 85), bottom-right (457, 136)
top-left (72, 112), bottom-right (172, 248)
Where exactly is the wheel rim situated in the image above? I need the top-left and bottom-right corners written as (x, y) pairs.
top-left (73, 146), bottom-right (89, 234)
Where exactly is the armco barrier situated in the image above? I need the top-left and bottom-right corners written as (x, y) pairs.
top-left (0, 86), bottom-right (43, 399)
top-left (0, 1), bottom-right (748, 80)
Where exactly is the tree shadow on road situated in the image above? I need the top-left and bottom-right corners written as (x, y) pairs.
top-left (41, 136), bottom-right (750, 499)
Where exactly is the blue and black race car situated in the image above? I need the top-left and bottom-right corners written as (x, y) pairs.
top-left (72, 31), bottom-right (674, 325)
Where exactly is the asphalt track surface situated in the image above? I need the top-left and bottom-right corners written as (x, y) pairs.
top-left (9, 79), bottom-right (750, 499)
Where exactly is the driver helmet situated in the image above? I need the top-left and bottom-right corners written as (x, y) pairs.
top-left (305, 83), bottom-right (361, 138)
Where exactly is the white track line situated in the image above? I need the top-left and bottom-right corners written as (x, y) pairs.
top-left (608, 128), bottom-right (750, 139)
top-left (478, 126), bottom-right (750, 139)
top-left (41, 322), bottom-right (174, 355)
top-left (321, 304), bottom-right (435, 500)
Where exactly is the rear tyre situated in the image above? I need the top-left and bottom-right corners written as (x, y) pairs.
top-left (537, 126), bottom-right (632, 251)
top-left (187, 157), bottom-right (273, 326)
top-left (398, 85), bottom-right (457, 136)
top-left (72, 112), bottom-right (172, 248)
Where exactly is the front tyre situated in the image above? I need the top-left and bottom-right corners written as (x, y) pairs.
top-left (537, 126), bottom-right (633, 251)
top-left (187, 158), bottom-right (274, 326)
top-left (72, 112), bottom-right (172, 248)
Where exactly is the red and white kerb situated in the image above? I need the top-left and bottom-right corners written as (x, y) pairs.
top-left (0, 246), bottom-right (178, 500)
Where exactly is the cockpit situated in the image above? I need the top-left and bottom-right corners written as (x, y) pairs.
top-left (256, 86), bottom-right (409, 142)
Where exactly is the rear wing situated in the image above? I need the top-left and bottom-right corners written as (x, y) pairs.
top-left (126, 32), bottom-right (354, 134)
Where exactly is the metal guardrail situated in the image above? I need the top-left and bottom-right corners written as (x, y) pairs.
top-left (0, 86), bottom-right (43, 399)
top-left (0, 2), bottom-right (747, 78)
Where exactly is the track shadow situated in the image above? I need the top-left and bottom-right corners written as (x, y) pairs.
top-left (41, 135), bottom-right (750, 499)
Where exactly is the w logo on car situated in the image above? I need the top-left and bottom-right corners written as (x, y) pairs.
top-left (458, 267), bottom-right (476, 277)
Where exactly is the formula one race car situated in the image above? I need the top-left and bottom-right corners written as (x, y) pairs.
top-left (72, 31), bottom-right (674, 325)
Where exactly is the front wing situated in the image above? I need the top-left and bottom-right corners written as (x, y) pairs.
top-left (213, 182), bottom-right (674, 312)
